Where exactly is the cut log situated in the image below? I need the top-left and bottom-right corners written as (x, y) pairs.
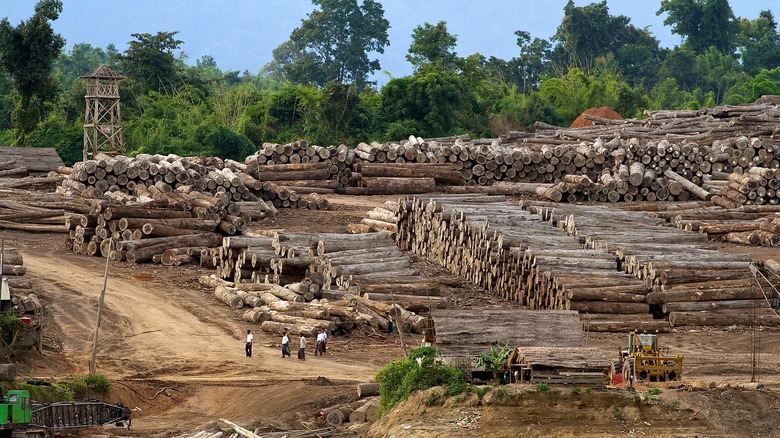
top-left (357, 382), bottom-right (380, 398)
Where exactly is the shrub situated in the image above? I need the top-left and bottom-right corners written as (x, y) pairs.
top-left (68, 373), bottom-right (111, 399)
top-left (536, 382), bottom-right (549, 392)
top-left (375, 347), bottom-right (466, 414)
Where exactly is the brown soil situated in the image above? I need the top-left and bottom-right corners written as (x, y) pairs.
top-left (570, 106), bottom-right (624, 128)
top-left (6, 195), bottom-right (780, 437)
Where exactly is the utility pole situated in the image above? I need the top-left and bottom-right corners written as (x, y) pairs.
top-left (89, 248), bottom-right (111, 375)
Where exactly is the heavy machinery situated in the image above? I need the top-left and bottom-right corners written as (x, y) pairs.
top-left (0, 389), bottom-right (131, 437)
top-left (609, 331), bottom-right (683, 384)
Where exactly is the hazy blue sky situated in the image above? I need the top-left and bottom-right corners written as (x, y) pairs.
top-left (4, 1), bottom-right (779, 81)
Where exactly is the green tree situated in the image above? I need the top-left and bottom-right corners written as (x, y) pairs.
top-left (407, 21), bottom-right (459, 72)
top-left (0, 0), bottom-right (65, 146)
top-left (697, 46), bottom-right (740, 104)
top-left (514, 31), bottom-right (552, 92)
top-left (658, 47), bottom-right (702, 91)
top-left (272, 0), bottom-right (389, 88)
top-left (657, 0), bottom-right (739, 54)
top-left (737, 10), bottom-right (780, 76)
top-left (552, 1), bottom-right (661, 89)
top-left (380, 67), bottom-right (470, 139)
top-left (116, 31), bottom-right (184, 94)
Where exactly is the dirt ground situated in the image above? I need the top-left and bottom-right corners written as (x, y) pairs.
top-left (4, 195), bottom-right (780, 437)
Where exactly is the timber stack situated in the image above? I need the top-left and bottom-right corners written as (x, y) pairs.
top-left (0, 156), bottom-right (63, 191)
top-left (622, 200), bottom-right (780, 247)
top-left (0, 192), bottom-right (94, 233)
top-left (347, 201), bottom-right (398, 234)
top-left (0, 247), bottom-right (41, 316)
top-left (395, 195), bottom-right (666, 332)
top-left (59, 153), bottom-right (326, 212)
top-left (397, 194), bottom-right (772, 330)
top-left (525, 201), bottom-right (768, 328)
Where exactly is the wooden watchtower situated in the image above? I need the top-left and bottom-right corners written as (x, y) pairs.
top-left (81, 65), bottom-right (125, 161)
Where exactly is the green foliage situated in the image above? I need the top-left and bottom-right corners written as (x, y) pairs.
top-left (613, 408), bottom-right (622, 420)
top-left (572, 387), bottom-right (581, 394)
top-left (28, 113), bottom-right (83, 165)
top-left (648, 388), bottom-right (662, 395)
top-left (0, 0), bottom-right (65, 145)
top-left (536, 382), bottom-right (549, 392)
top-left (474, 343), bottom-right (512, 382)
top-left (375, 347), bottom-right (466, 414)
top-left (407, 21), bottom-right (459, 72)
top-left (272, 0), bottom-right (389, 88)
top-left (658, 0), bottom-right (739, 54)
top-left (738, 11), bottom-right (780, 76)
top-left (69, 373), bottom-right (111, 399)
top-left (15, 374), bottom-right (110, 402)
top-left (117, 31), bottom-right (184, 94)
top-left (0, 315), bottom-right (20, 336)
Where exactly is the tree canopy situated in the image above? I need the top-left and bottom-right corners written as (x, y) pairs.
top-left (658, 0), bottom-right (739, 54)
top-left (0, 0), bottom-right (65, 145)
top-left (407, 21), bottom-right (459, 72)
top-left (269, 0), bottom-right (389, 88)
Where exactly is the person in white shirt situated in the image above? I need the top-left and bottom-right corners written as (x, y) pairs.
top-left (298, 334), bottom-right (307, 360)
top-left (245, 330), bottom-right (254, 357)
top-left (321, 330), bottom-right (328, 354)
top-left (281, 332), bottom-right (291, 358)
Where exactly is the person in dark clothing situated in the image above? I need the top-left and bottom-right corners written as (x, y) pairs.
top-left (386, 313), bottom-right (394, 335)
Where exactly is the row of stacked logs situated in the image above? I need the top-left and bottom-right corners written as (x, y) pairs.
top-left (396, 194), bottom-right (774, 329)
top-left (212, 231), bottom-right (436, 335)
top-left (58, 153), bottom-right (327, 211)
top-left (531, 201), bottom-right (775, 328)
top-left (633, 200), bottom-right (780, 247)
top-left (0, 247), bottom-right (42, 322)
top-left (395, 195), bottom-right (668, 332)
top-left (200, 273), bottom-right (427, 336)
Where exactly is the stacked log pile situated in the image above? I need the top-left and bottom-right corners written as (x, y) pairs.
top-left (211, 230), bottom-right (434, 335)
top-left (347, 202), bottom-right (398, 234)
top-left (395, 195), bottom-right (669, 331)
top-left (0, 194), bottom-right (93, 233)
top-left (238, 101), bottom-right (780, 202)
top-left (59, 153), bottom-right (326, 212)
top-left (623, 201), bottom-right (780, 247)
top-left (522, 201), bottom-right (766, 328)
top-left (0, 248), bottom-right (42, 316)
top-left (0, 156), bottom-right (63, 191)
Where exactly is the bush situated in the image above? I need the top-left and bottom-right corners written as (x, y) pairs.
top-left (375, 347), bottom-right (466, 414)
top-left (536, 382), bottom-right (549, 392)
top-left (67, 373), bottom-right (111, 399)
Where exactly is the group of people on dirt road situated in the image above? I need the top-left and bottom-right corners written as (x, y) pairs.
top-left (244, 329), bottom-right (328, 361)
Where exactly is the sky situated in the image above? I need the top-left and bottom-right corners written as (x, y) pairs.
top-left (4, 0), bottom-right (780, 82)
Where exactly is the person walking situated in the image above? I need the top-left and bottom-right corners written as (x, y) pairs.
top-left (315, 330), bottom-right (324, 356)
top-left (321, 330), bottom-right (328, 354)
top-left (281, 331), bottom-right (291, 358)
top-left (298, 334), bottom-right (307, 360)
top-left (245, 329), bottom-right (254, 357)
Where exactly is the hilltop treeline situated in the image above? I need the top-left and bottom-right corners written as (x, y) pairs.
top-left (1, 0), bottom-right (780, 165)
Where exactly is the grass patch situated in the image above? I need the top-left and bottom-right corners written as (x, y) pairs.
top-left (536, 382), bottom-right (549, 392)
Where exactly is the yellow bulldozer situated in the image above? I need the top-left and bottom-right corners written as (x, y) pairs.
top-left (609, 331), bottom-right (683, 385)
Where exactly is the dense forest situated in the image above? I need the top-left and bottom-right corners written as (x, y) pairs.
top-left (1, 0), bottom-right (780, 165)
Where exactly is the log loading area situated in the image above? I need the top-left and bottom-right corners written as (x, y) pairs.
top-left (3, 98), bottom-right (780, 436)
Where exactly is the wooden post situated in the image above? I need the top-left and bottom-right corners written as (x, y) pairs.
top-left (89, 246), bottom-right (111, 375)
